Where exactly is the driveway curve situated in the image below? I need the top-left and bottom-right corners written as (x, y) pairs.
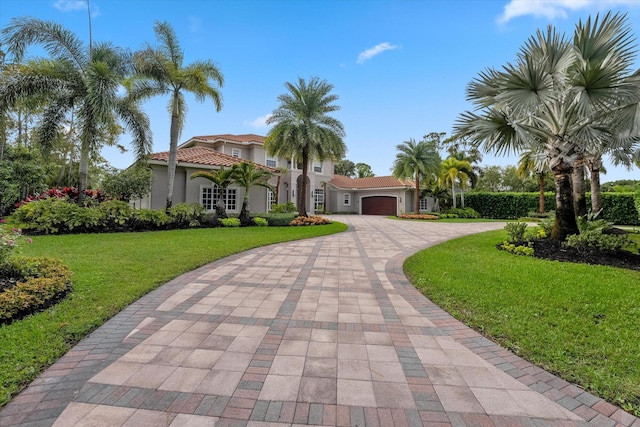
top-left (1, 216), bottom-right (636, 426)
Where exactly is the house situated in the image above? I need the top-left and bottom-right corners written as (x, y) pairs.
top-left (140, 133), bottom-right (431, 215)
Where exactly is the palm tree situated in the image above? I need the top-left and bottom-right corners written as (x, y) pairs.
top-left (265, 77), bottom-right (346, 217)
top-left (455, 12), bottom-right (640, 240)
top-left (1, 17), bottom-right (151, 203)
top-left (517, 148), bottom-right (549, 214)
top-left (230, 162), bottom-right (273, 226)
top-left (355, 162), bottom-right (375, 178)
top-left (129, 21), bottom-right (224, 210)
top-left (392, 138), bottom-right (441, 213)
top-left (440, 157), bottom-right (472, 209)
top-left (190, 168), bottom-right (233, 219)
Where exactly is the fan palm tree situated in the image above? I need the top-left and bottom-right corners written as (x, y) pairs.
top-left (517, 148), bottom-right (550, 214)
top-left (265, 77), bottom-right (346, 217)
top-left (0, 17), bottom-right (152, 203)
top-left (392, 138), bottom-right (441, 213)
top-left (190, 168), bottom-right (233, 218)
top-left (455, 12), bottom-right (640, 240)
top-left (129, 20), bottom-right (224, 210)
top-left (230, 162), bottom-right (274, 226)
top-left (440, 157), bottom-right (472, 209)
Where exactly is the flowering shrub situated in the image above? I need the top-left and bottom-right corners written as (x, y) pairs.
top-left (398, 213), bottom-right (439, 220)
top-left (289, 216), bottom-right (331, 226)
top-left (17, 187), bottom-right (107, 207)
top-left (0, 225), bottom-right (30, 264)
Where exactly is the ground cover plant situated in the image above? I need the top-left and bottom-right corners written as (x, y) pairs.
top-left (404, 230), bottom-right (640, 415)
top-left (0, 222), bottom-right (346, 406)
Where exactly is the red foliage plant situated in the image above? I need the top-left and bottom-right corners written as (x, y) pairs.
top-left (16, 187), bottom-right (108, 207)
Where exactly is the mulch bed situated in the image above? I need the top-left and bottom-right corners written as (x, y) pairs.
top-left (531, 239), bottom-right (640, 271)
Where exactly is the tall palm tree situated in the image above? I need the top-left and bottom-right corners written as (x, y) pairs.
top-left (440, 157), bottom-right (472, 209)
top-left (0, 17), bottom-right (151, 203)
top-left (129, 21), bottom-right (224, 210)
top-left (517, 148), bottom-right (549, 214)
top-left (455, 12), bottom-right (640, 240)
top-left (190, 168), bottom-right (233, 219)
top-left (392, 138), bottom-right (441, 213)
top-left (230, 162), bottom-right (273, 226)
top-left (265, 77), bottom-right (346, 217)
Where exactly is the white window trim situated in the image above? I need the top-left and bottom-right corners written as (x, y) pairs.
top-left (313, 161), bottom-right (322, 173)
top-left (266, 156), bottom-right (277, 168)
top-left (343, 193), bottom-right (351, 206)
top-left (200, 184), bottom-right (238, 212)
top-left (231, 148), bottom-right (241, 158)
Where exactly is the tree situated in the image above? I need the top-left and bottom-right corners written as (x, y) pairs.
top-left (440, 157), bottom-right (472, 209)
top-left (230, 162), bottom-right (273, 226)
top-left (455, 12), bottom-right (640, 240)
top-left (392, 138), bottom-right (441, 213)
top-left (0, 145), bottom-right (47, 214)
top-left (475, 165), bottom-right (504, 191)
top-left (265, 77), bottom-right (346, 217)
top-left (334, 159), bottom-right (355, 177)
top-left (130, 21), bottom-right (224, 210)
top-left (517, 148), bottom-right (549, 213)
top-left (101, 163), bottom-right (153, 203)
top-left (1, 17), bottom-right (151, 204)
top-left (355, 162), bottom-right (375, 178)
top-left (190, 168), bottom-right (233, 219)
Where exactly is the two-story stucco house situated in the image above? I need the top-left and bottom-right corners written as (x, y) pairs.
top-left (140, 133), bottom-right (432, 216)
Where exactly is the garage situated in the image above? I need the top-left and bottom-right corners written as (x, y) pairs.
top-left (362, 196), bottom-right (397, 215)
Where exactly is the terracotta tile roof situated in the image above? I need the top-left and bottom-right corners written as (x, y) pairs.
top-left (190, 134), bottom-right (265, 144)
top-left (149, 146), bottom-right (278, 172)
top-left (330, 175), bottom-right (415, 189)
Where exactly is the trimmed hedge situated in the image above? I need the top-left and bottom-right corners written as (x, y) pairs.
top-left (250, 213), bottom-right (298, 226)
top-left (465, 192), bottom-right (639, 225)
top-left (0, 257), bottom-right (72, 324)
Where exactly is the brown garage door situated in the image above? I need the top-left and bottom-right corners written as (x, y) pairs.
top-left (362, 196), bottom-right (397, 215)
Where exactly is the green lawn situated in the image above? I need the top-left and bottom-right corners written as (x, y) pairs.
top-left (0, 223), bottom-right (346, 406)
top-left (404, 230), bottom-right (640, 415)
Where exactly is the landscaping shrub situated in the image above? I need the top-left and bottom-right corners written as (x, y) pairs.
top-left (167, 203), bottom-right (205, 228)
top-left (129, 209), bottom-right (171, 230)
top-left (252, 213), bottom-right (297, 226)
top-left (269, 202), bottom-right (297, 213)
top-left (17, 187), bottom-right (107, 207)
top-left (565, 230), bottom-right (631, 252)
top-left (200, 213), bottom-right (221, 228)
top-left (0, 257), bottom-right (72, 324)
top-left (12, 198), bottom-right (95, 234)
top-left (398, 213), bottom-right (439, 220)
top-left (100, 200), bottom-right (133, 228)
top-left (253, 217), bottom-right (268, 227)
top-left (504, 222), bottom-right (528, 243)
top-left (441, 207), bottom-right (480, 218)
top-left (289, 216), bottom-right (331, 226)
top-left (220, 218), bottom-right (240, 227)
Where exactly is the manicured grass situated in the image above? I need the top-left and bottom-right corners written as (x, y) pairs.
top-left (404, 230), bottom-right (640, 415)
top-left (0, 223), bottom-right (346, 406)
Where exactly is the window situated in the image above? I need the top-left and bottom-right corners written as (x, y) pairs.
top-left (201, 185), bottom-right (237, 211)
top-left (313, 161), bottom-right (322, 173)
top-left (231, 148), bottom-right (241, 158)
top-left (266, 156), bottom-right (277, 168)
top-left (267, 189), bottom-right (276, 211)
top-left (314, 188), bottom-right (324, 211)
top-left (419, 197), bottom-right (430, 211)
top-left (343, 193), bottom-right (351, 206)
top-left (201, 187), bottom-right (214, 211)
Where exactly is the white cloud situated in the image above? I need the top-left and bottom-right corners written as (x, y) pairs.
top-left (244, 114), bottom-right (273, 129)
top-left (498, 0), bottom-right (640, 24)
top-left (356, 42), bottom-right (399, 64)
top-left (53, 0), bottom-right (100, 17)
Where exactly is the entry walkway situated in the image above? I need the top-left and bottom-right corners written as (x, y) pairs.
top-left (1, 216), bottom-right (637, 426)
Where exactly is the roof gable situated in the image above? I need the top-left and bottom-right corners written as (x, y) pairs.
top-left (149, 146), bottom-right (277, 172)
top-left (182, 134), bottom-right (266, 148)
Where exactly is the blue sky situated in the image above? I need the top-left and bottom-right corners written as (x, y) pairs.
top-left (2, 0), bottom-right (640, 183)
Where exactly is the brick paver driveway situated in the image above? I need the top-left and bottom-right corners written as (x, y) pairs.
top-left (1, 216), bottom-right (637, 426)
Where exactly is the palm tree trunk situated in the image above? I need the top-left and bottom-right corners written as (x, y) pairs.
top-left (239, 195), bottom-right (250, 226)
top-left (451, 182), bottom-right (456, 209)
top-left (414, 172), bottom-right (420, 213)
top-left (538, 173), bottom-right (545, 214)
top-left (298, 148), bottom-right (309, 217)
top-left (572, 155), bottom-right (587, 218)
top-left (78, 144), bottom-right (89, 205)
top-left (551, 162), bottom-right (578, 241)
top-left (166, 92), bottom-right (180, 210)
top-left (275, 175), bottom-right (281, 207)
top-left (588, 159), bottom-right (603, 213)
top-left (461, 190), bottom-right (465, 209)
